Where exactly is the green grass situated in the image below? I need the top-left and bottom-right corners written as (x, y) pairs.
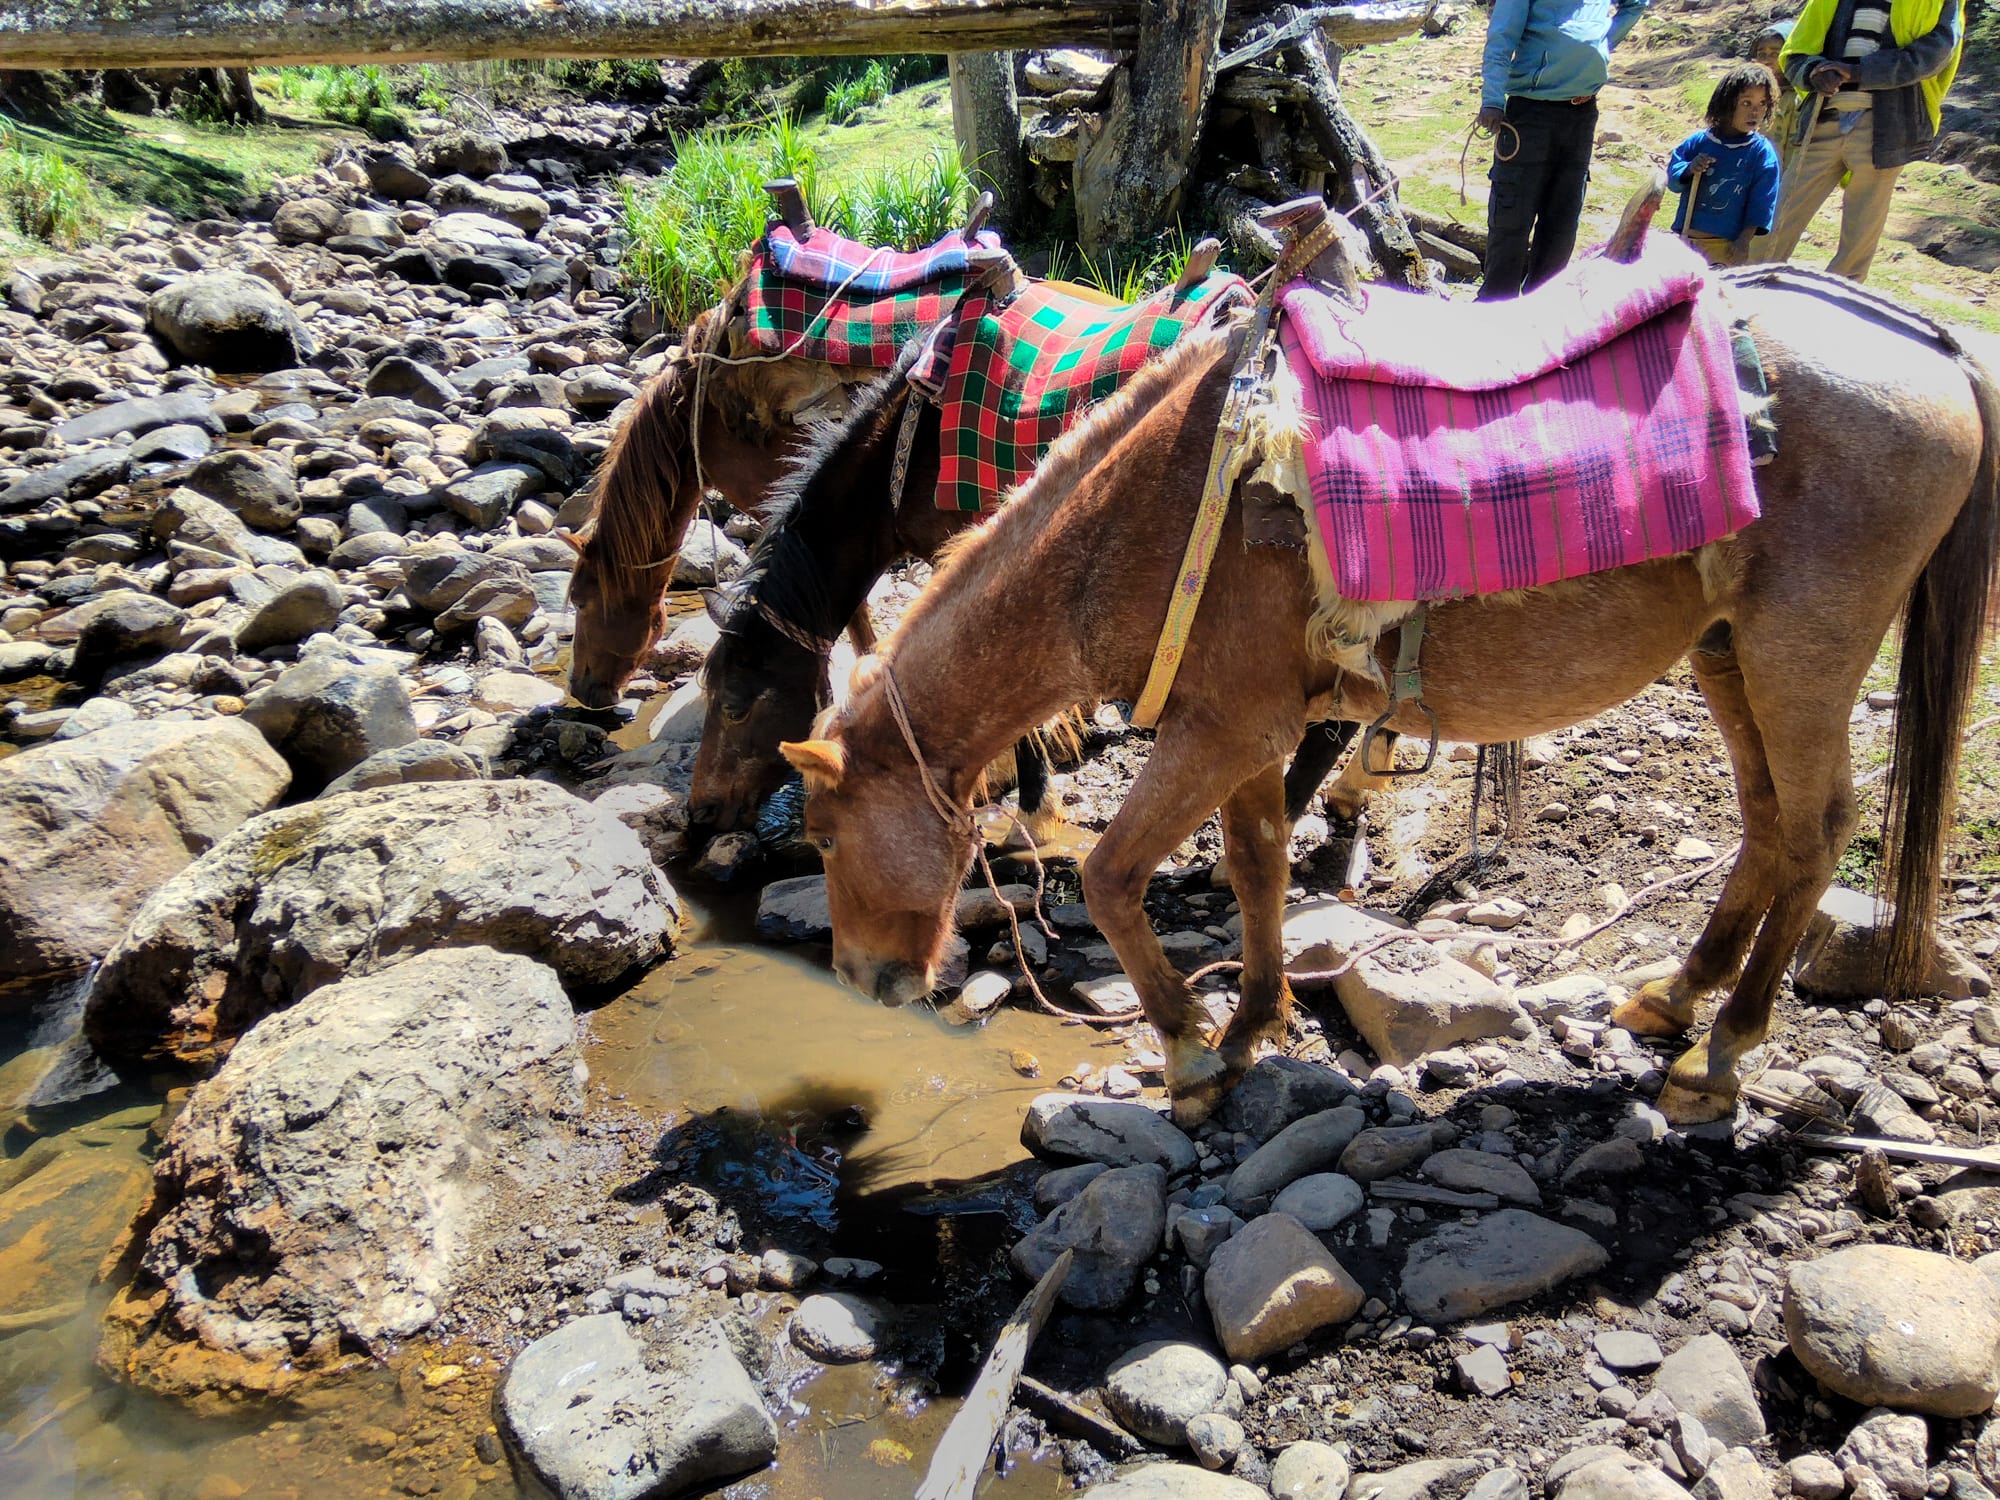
top-left (620, 113), bottom-right (978, 327)
top-left (0, 126), bottom-right (100, 248)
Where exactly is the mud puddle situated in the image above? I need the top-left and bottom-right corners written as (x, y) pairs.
top-left (1, 901), bottom-right (1105, 1497)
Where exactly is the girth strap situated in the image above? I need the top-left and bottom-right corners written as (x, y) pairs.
top-left (1359, 604), bottom-right (1440, 778)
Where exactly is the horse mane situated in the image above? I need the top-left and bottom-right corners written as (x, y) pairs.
top-left (889, 322), bottom-right (1234, 649)
top-left (585, 313), bottom-right (707, 574)
top-left (722, 337), bottom-right (930, 642)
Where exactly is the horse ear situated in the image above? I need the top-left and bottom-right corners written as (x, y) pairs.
top-left (555, 527), bottom-right (586, 557)
top-left (702, 587), bottom-right (738, 627)
top-left (781, 738), bottom-right (846, 789)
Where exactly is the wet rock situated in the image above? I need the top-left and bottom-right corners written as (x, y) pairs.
top-left (1011, 1162), bottom-right (1166, 1310)
top-left (1225, 1105), bottom-right (1368, 1211)
top-left (1421, 1148), bottom-right (1542, 1206)
top-left (1269, 1172), bottom-right (1365, 1230)
top-left (239, 646), bottom-right (417, 791)
top-left (501, 1312), bottom-right (776, 1500)
top-left (1103, 1340), bottom-right (1228, 1446)
top-left (1204, 1212), bottom-right (1364, 1362)
top-left (1217, 1054), bottom-right (1356, 1139)
top-left (318, 740), bottom-right (485, 798)
top-left (790, 1292), bottom-right (887, 1362)
top-left (1400, 1209), bottom-right (1609, 1321)
top-left (1023, 1094), bottom-right (1200, 1173)
top-left (0, 718), bottom-right (288, 979)
top-left (107, 948), bottom-right (579, 1392)
top-left (1652, 1333), bottom-right (1767, 1449)
top-left (1794, 886), bottom-right (1990, 1000)
top-left (84, 779), bottom-right (679, 1065)
top-left (147, 272), bottom-right (308, 374)
top-left (1786, 1245), bottom-right (2000, 1417)
top-left (1080, 1466), bottom-right (1269, 1498)
top-left (1348, 1458), bottom-right (1485, 1499)
top-left (0, 446), bottom-right (131, 512)
top-left (1838, 1408), bottom-right (1930, 1499)
top-left (234, 569), bottom-right (342, 652)
top-left (1283, 897), bottom-right (1524, 1064)
top-left (1271, 1440), bottom-right (1350, 1499)
top-left (755, 874), bottom-right (830, 942)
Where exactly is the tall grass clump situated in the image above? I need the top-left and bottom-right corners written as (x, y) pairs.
top-left (0, 128), bottom-right (101, 248)
top-left (621, 117), bottom-right (975, 327)
top-left (1046, 227), bottom-right (1199, 301)
top-left (824, 60), bottom-right (893, 124)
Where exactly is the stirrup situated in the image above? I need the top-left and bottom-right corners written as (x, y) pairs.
top-left (1359, 702), bottom-right (1440, 778)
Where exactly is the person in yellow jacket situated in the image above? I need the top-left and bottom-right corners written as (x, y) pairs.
top-left (1751, 0), bottom-right (1965, 281)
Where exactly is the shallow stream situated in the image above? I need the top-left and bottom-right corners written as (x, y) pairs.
top-left (0, 894), bottom-right (1103, 1498)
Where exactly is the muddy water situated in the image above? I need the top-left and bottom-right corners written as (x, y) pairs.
top-left (0, 902), bottom-right (1101, 1497)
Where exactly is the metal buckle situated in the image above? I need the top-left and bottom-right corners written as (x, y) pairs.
top-left (1360, 702), bottom-right (1441, 778)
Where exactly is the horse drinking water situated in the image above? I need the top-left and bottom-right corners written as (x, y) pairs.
top-left (781, 198), bottom-right (1999, 1127)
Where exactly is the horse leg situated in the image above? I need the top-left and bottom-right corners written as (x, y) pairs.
top-left (1085, 719), bottom-right (1278, 1125)
top-left (1323, 730), bottom-right (1398, 822)
top-left (1011, 732), bottom-right (1063, 846)
top-left (1218, 762), bottom-right (1296, 1073)
top-left (1612, 647), bottom-right (1782, 1037)
top-left (844, 602), bottom-right (878, 656)
top-left (1282, 720), bottom-right (1357, 824)
top-left (1657, 664), bottom-right (1861, 1124)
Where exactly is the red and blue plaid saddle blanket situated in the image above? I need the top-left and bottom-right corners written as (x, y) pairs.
top-left (744, 224), bottom-right (1002, 367)
top-left (1278, 233), bottom-right (1759, 603)
top-left (927, 272), bottom-right (1250, 513)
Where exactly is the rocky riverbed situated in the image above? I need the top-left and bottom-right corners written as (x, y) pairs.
top-left (7, 86), bottom-right (2000, 1500)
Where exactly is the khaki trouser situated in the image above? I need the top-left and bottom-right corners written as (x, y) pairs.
top-left (1752, 100), bottom-right (1902, 282)
top-left (1685, 230), bottom-right (1749, 266)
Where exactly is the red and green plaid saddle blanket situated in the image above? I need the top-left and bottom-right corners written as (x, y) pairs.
top-left (744, 224), bottom-right (1002, 367)
top-left (930, 272), bottom-right (1250, 512)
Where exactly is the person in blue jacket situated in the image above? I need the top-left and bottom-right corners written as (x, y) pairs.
top-left (1666, 64), bottom-right (1785, 265)
top-left (1475, 0), bottom-right (1652, 299)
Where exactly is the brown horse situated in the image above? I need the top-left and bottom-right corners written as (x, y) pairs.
top-left (780, 254), bottom-right (1999, 1128)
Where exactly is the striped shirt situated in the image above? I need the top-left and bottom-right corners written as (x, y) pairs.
top-left (1842, 0), bottom-right (1893, 59)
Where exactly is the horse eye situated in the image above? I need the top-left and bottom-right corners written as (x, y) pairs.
top-left (719, 701), bottom-right (751, 725)
top-left (814, 836), bottom-right (835, 854)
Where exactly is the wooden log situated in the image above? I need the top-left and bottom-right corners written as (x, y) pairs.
top-left (913, 1249), bottom-right (1074, 1500)
top-left (0, 0), bottom-right (1437, 72)
top-left (1404, 204), bottom-right (1487, 257)
top-left (1074, 0), bottom-right (1231, 255)
top-left (950, 53), bottom-right (1031, 236)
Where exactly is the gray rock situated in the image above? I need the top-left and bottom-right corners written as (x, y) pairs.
top-left (1786, 1244), bottom-right (2000, 1417)
top-left (1401, 1208), bottom-right (1609, 1322)
top-left (1081, 1466), bottom-right (1269, 1498)
top-left (502, 1312), bottom-right (776, 1500)
top-left (756, 874), bottom-right (830, 942)
top-left (187, 448), bottom-right (300, 530)
top-left (1338, 1122), bottom-right (1448, 1183)
top-left (147, 271), bottom-right (308, 374)
top-left (1794, 885), bottom-right (1990, 1000)
top-left (1552, 1458), bottom-right (1686, 1499)
top-left (1347, 1458), bottom-right (1484, 1500)
top-left (50, 695), bottom-right (137, 740)
top-left (1786, 1455), bottom-right (1847, 1500)
top-left (405, 548), bottom-right (531, 614)
top-left (155, 486), bottom-right (304, 569)
top-left (273, 197), bottom-right (342, 244)
top-left (1465, 1472), bottom-right (1530, 1500)
top-left (1204, 1212), bottom-right (1364, 1363)
top-left (1837, 1408), bottom-right (1930, 1499)
top-left (0, 718), bottom-right (289, 979)
top-left (319, 740), bottom-right (485, 798)
top-left (1269, 1172), bottom-right (1365, 1231)
top-left (1694, 1448), bottom-right (1775, 1500)
top-left (120, 948), bottom-right (579, 1385)
top-left (431, 174), bottom-right (549, 236)
top-left (1103, 1340), bottom-right (1228, 1446)
top-left (1217, 1054), bottom-right (1356, 1139)
top-left (363, 147), bottom-right (433, 201)
top-left (84, 780), bottom-right (680, 1066)
top-left (1594, 1329), bottom-right (1664, 1372)
top-left (0, 446), bottom-right (131, 512)
top-left (1271, 1440), bottom-right (1351, 1500)
top-left (1561, 1137), bottom-right (1644, 1187)
top-left (1035, 1161), bottom-right (1110, 1212)
top-left (0, 640), bottom-right (58, 681)
top-left (66, 591), bottom-right (187, 684)
top-left (367, 355), bottom-right (459, 411)
top-left (235, 569), bottom-right (342, 652)
top-left (1185, 1412), bottom-right (1242, 1470)
top-left (1283, 897), bottom-right (1524, 1064)
top-left (670, 518), bottom-right (750, 588)
top-left (1011, 1163), bottom-right (1166, 1310)
top-left (1652, 1334), bottom-right (1767, 1449)
top-left (240, 647), bottom-right (418, 791)
top-left (52, 390), bottom-right (221, 445)
top-left (128, 422), bottom-right (214, 466)
top-left (1225, 1106), bottom-right (1368, 1212)
top-left (1421, 1148), bottom-right (1542, 1206)
top-left (418, 129), bottom-right (509, 179)
top-left (789, 1293), bottom-right (887, 1362)
top-left (1455, 1343), bottom-right (1512, 1396)
top-left (565, 368), bottom-right (639, 414)
top-left (1023, 1094), bottom-right (1200, 1173)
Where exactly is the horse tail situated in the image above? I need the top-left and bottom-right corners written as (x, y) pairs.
top-left (1882, 344), bottom-right (2000, 995)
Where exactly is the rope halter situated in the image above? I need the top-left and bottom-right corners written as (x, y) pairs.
top-left (879, 663), bottom-right (974, 841)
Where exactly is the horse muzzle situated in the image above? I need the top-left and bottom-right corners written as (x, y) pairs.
top-left (834, 956), bottom-right (933, 1009)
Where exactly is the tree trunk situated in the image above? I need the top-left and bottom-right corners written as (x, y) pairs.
top-left (1283, 17), bottom-right (1434, 290)
top-left (0, 0), bottom-right (1437, 70)
top-left (1073, 0), bottom-right (1230, 255)
top-left (948, 53), bottom-right (1029, 234)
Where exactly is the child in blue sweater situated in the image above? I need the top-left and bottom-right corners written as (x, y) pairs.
top-left (1667, 65), bottom-right (1785, 265)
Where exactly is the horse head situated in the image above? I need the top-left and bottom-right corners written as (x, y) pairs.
top-left (781, 670), bottom-right (975, 1007)
top-left (689, 585), bottom-right (829, 833)
top-left (566, 523), bottom-right (671, 710)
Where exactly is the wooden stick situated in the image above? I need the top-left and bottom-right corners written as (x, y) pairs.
top-left (1796, 1132), bottom-right (2000, 1174)
top-left (914, 1249), bottom-right (1074, 1500)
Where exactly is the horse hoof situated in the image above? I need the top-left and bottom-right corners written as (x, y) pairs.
top-left (1166, 1044), bottom-right (1229, 1127)
top-left (1610, 981), bottom-right (1691, 1038)
top-left (1020, 806), bottom-right (1067, 846)
top-left (1170, 1075), bottom-right (1228, 1128)
top-left (1655, 1077), bottom-right (1738, 1126)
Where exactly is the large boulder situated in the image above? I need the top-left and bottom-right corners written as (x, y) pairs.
top-left (0, 718), bottom-right (290, 980)
top-left (239, 645), bottom-right (418, 792)
top-left (185, 449), bottom-right (300, 531)
top-left (64, 591), bottom-right (188, 686)
top-left (83, 780), bottom-right (680, 1066)
top-left (147, 272), bottom-right (309, 374)
top-left (1792, 886), bottom-right (1990, 1000)
top-left (501, 1313), bottom-right (777, 1500)
top-left (1400, 1209), bottom-right (1608, 1322)
top-left (100, 948), bottom-right (581, 1396)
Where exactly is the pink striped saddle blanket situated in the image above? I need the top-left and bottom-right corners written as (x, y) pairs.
top-left (1277, 233), bottom-right (1760, 603)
